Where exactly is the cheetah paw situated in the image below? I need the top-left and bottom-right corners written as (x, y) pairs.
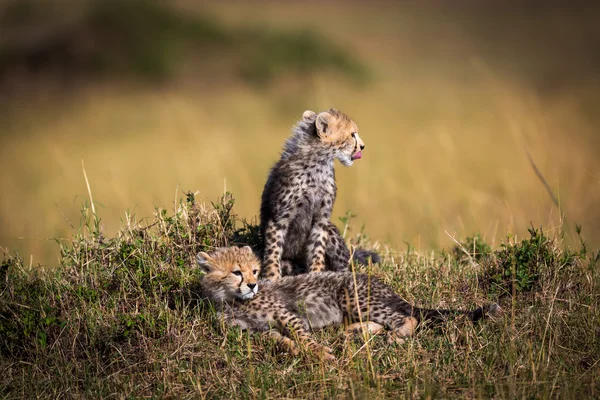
top-left (387, 334), bottom-right (406, 345)
top-left (311, 344), bottom-right (336, 361)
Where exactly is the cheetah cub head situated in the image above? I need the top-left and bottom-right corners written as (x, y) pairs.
top-left (303, 108), bottom-right (365, 166)
top-left (196, 246), bottom-right (261, 302)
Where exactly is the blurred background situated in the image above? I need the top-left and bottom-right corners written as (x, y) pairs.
top-left (1, 0), bottom-right (599, 265)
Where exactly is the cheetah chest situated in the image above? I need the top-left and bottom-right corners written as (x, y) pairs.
top-left (298, 166), bottom-right (335, 210)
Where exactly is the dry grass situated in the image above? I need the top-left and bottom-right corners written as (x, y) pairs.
top-left (1, 193), bottom-right (598, 398)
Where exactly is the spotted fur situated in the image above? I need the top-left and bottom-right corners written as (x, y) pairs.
top-left (196, 246), bottom-right (260, 302)
top-left (260, 108), bottom-right (378, 282)
top-left (198, 247), bottom-right (502, 360)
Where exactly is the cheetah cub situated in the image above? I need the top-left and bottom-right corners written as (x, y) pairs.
top-left (197, 247), bottom-right (502, 360)
top-left (261, 108), bottom-right (378, 281)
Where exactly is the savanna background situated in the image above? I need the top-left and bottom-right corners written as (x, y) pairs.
top-left (2, 0), bottom-right (599, 264)
top-left (1, 1), bottom-right (600, 398)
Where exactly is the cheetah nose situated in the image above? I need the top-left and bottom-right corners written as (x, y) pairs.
top-left (360, 144), bottom-right (365, 150)
top-left (247, 283), bottom-right (257, 290)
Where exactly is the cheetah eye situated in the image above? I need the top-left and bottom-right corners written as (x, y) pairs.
top-left (252, 270), bottom-right (258, 275)
top-left (232, 271), bottom-right (243, 277)
top-left (351, 132), bottom-right (356, 138)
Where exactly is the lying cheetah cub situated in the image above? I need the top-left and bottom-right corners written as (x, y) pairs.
top-left (197, 247), bottom-right (502, 360)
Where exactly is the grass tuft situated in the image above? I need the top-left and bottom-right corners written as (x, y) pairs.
top-left (480, 226), bottom-right (588, 297)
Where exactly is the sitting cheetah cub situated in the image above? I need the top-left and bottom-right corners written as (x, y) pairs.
top-left (197, 247), bottom-right (502, 360)
top-left (261, 108), bottom-right (379, 281)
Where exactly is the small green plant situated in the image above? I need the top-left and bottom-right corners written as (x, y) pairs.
top-left (452, 233), bottom-right (492, 264)
top-left (480, 226), bottom-right (584, 296)
top-left (339, 210), bottom-right (357, 239)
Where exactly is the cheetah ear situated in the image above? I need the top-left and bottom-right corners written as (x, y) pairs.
top-left (315, 111), bottom-right (332, 137)
top-left (302, 110), bottom-right (317, 122)
top-left (196, 252), bottom-right (214, 273)
top-left (241, 245), bottom-right (254, 255)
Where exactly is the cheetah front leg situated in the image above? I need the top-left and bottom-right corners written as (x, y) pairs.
top-left (274, 311), bottom-right (335, 360)
top-left (307, 215), bottom-right (330, 273)
top-left (263, 216), bottom-right (291, 281)
top-left (267, 330), bottom-right (299, 356)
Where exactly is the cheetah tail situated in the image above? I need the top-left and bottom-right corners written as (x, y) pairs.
top-left (413, 303), bottom-right (502, 324)
top-left (352, 249), bottom-right (380, 265)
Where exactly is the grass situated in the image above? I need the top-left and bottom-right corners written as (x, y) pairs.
top-left (1, 2), bottom-right (599, 265)
top-left (1, 192), bottom-right (599, 398)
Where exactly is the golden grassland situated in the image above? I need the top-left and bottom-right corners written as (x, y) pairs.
top-left (1, 1), bottom-right (599, 263)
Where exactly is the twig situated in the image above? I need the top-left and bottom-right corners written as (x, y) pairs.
top-left (524, 148), bottom-right (559, 207)
top-left (444, 230), bottom-right (479, 268)
top-left (81, 159), bottom-right (96, 216)
top-left (524, 147), bottom-right (571, 239)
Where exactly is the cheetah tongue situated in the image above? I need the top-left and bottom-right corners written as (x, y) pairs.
top-left (351, 151), bottom-right (362, 160)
